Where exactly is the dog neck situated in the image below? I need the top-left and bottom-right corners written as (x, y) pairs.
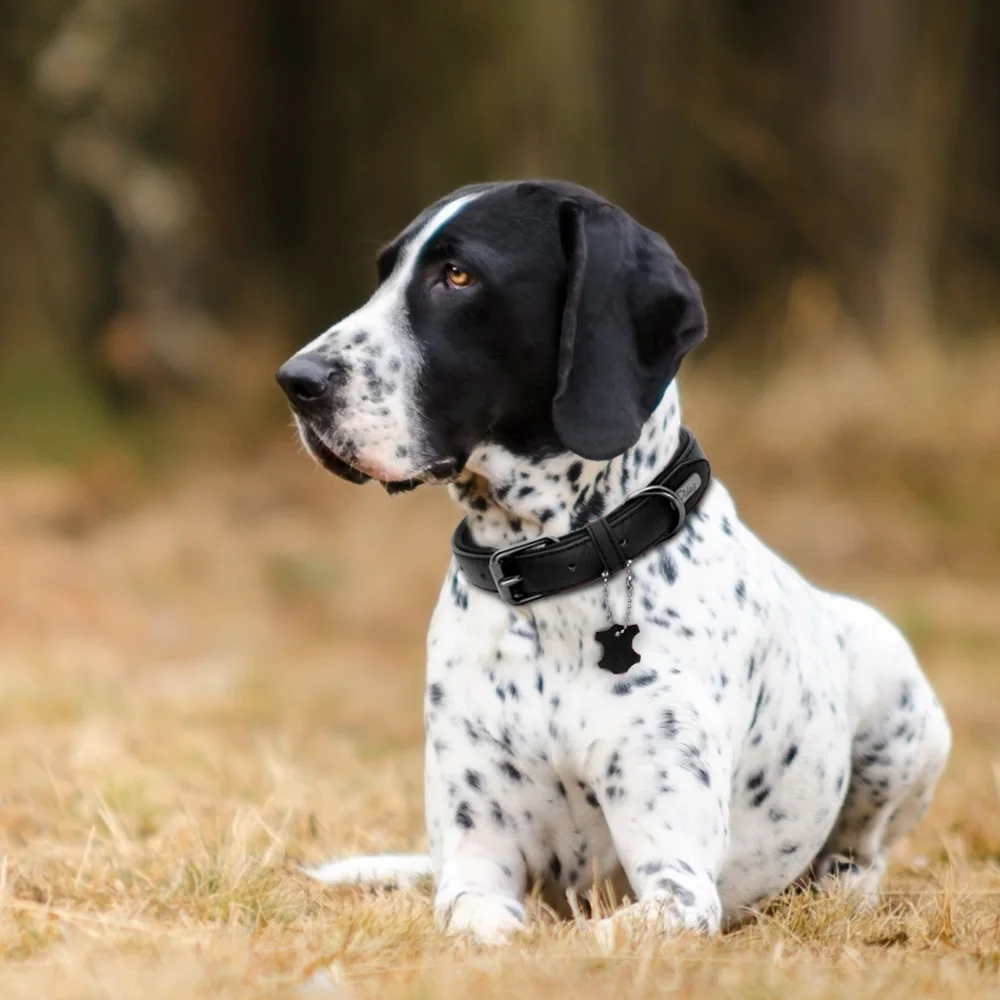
top-left (450, 382), bottom-right (683, 548)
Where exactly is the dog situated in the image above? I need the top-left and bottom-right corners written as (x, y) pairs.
top-left (275, 180), bottom-right (951, 945)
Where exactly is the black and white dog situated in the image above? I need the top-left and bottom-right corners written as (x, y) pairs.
top-left (276, 181), bottom-right (950, 945)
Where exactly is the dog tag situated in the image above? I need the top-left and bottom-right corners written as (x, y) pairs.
top-left (596, 563), bottom-right (641, 674)
top-left (595, 623), bottom-right (641, 674)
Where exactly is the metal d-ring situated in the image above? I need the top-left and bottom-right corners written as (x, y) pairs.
top-left (628, 484), bottom-right (687, 537)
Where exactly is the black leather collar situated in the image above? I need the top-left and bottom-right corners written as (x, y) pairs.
top-left (451, 427), bottom-right (712, 606)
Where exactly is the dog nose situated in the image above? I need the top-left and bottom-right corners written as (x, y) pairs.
top-left (275, 353), bottom-right (331, 405)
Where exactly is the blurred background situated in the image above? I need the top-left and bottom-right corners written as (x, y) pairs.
top-left (2, 0), bottom-right (999, 427)
top-left (0, 4), bottom-right (999, 989)
top-left (1, 0), bottom-right (999, 776)
top-left (0, 0), bottom-right (997, 735)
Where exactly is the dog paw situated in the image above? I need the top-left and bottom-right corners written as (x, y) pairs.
top-left (591, 898), bottom-right (682, 952)
top-left (590, 891), bottom-right (721, 951)
top-left (442, 893), bottom-right (526, 947)
top-left (808, 855), bottom-right (885, 907)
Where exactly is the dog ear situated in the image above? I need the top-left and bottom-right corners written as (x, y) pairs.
top-left (552, 200), bottom-right (707, 460)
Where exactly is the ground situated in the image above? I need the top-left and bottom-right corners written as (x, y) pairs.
top-left (0, 343), bottom-right (998, 998)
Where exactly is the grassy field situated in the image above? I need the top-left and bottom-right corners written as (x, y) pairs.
top-left (0, 343), bottom-right (998, 998)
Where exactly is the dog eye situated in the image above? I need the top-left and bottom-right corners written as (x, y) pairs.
top-left (443, 264), bottom-right (474, 288)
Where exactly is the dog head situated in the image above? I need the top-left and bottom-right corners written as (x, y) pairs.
top-left (276, 181), bottom-right (706, 490)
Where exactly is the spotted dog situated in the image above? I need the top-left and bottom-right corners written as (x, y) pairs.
top-left (276, 181), bottom-right (951, 945)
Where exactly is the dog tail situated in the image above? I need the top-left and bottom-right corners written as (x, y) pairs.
top-left (300, 854), bottom-right (433, 889)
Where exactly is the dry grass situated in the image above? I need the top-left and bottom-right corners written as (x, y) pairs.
top-left (0, 342), bottom-right (999, 997)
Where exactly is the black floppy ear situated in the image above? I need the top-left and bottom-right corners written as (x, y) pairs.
top-left (552, 200), bottom-right (707, 460)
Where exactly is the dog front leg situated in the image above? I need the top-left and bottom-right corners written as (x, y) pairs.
top-left (424, 706), bottom-right (530, 945)
top-left (423, 567), bottom-right (530, 945)
top-left (585, 725), bottom-right (730, 944)
top-left (425, 722), bottom-right (529, 945)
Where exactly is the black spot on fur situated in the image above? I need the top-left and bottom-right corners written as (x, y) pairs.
top-left (656, 878), bottom-right (696, 908)
top-left (660, 708), bottom-right (679, 740)
top-left (449, 573), bottom-right (468, 610)
top-left (749, 684), bottom-right (767, 730)
top-left (572, 489), bottom-right (605, 528)
top-left (679, 745), bottom-right (711, 787)
top-left (659, 551), bottom-right (678, 584)
top-left (499, 760), bottom-right (523, 783)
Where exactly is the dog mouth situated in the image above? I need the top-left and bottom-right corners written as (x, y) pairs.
top-left (299, 422), bottom-right (372, 485)
top-left (297, 420), bottom-right (464, 493)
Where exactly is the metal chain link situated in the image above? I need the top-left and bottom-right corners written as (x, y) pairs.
top-left (601, 560), bottom-right (633, 635)
top-left (601, 571), bottom-right (612, 627)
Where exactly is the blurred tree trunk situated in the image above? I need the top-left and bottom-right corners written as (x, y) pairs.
top-left (280, 0), bottom-right (604, 338)
top-left (0, 2), bottom-right (68, 359)
top-left (878, 0), bottom-right (976, 348)
top-left (31, 0), bottom-right (223, 406)
top-left (184, 0), bottom-right (260, 258)
top-left (593, 0), bottom-right (985, 350)
top-left (594, 1), bottom-right (886, 344)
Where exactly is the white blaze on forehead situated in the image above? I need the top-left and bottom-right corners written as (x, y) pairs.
top-left (296, 192), bottom-right (481, 355)
top-left (395, 192), bottom-right (482, 283)
top-left (358, 191), bottom-right (481, 324)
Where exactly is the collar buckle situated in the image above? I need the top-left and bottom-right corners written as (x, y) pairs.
top-left (488, 535), bottom-right (556, 605)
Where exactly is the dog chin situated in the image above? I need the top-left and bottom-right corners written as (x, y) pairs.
top-left (297, 421), bottom-right (462, 492)
top-left (296, 419), bottom-right (466, 492)
top-left (382, 458), bottom-right (466, 495)
top-left (298, 423), bottom-right (371, 485)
